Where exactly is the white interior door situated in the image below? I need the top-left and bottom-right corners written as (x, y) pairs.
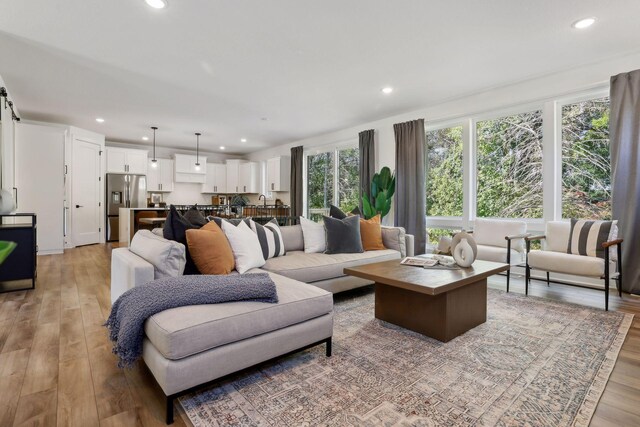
top-left (15, 123), bottom-right (65, 253)
top-left (72, 139), bottom-right (101, 246)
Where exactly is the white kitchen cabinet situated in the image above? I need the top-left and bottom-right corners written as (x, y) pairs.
top-left (266, 156), bottom-right (290, 192)
top-left (174, 154), bottom-right (206, 183)
top-left (202, 163), bottom-right (226, 193)
top-left (238, 162), bottom-right (259, 193)
top-left (106, 147), bottom-right (148, 174)
top-left (225, 159), bottom-right (241, 193)
top-left (147, 158), bottom-right (174, 192)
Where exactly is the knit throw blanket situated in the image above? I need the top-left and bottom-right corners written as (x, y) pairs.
top-left (105, 273), bottom-right (278, 368)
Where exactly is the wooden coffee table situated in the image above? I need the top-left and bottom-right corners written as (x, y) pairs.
top-left (344, 259), bottom-right (509, 342)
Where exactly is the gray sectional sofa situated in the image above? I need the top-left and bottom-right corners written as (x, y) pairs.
top-left (110, 223), bottom-right (414, 423)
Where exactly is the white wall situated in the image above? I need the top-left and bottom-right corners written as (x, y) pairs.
top-left (0, 73), bottom-right (17, 193)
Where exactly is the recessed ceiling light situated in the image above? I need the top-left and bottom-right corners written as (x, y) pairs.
top-left (96, 118), bottom-right (105, 123)
top-left (381, 87), bottom-right (394, 94)
top-left (142, 136), bottom-right (149, 141)
top-left (145, 0), bottom-right (167, 9)
top-left (240, 138), bottom-right (247, 143)
top-left (572, 17), bottom-right (596, 29)
top-left (220, 146), bottom-right (226, 150)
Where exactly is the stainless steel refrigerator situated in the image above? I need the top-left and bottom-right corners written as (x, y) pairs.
top-left (106, 174), bottom-right (147, 242)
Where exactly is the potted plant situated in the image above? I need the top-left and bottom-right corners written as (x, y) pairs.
top-left (361, 167), bottom-right (396, 221)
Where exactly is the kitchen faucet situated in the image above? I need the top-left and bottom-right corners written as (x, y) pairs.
top-left (258, 194), bottom-right (267, 207)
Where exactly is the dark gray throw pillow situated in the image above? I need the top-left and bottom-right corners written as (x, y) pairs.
top-left (182, 205), bottom-right (208, 227)
top-left (323, 215), bottom-right (364, 254)
top-left (163, 205), bottom-right (200, 274)
top-left (329, 204), bottom-right (347, 219)
top-left (330, 204), bottom-right (362, 219)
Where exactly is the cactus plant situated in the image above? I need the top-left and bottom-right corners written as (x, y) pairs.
top-left (361, 167), bottom-right (396, 220)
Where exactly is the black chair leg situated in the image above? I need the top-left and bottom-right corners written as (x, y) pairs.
top-left (546, 272), bottom-right (550, 287)
top-left (325, 337), bottom-right (332, 357)
top-left (506, 269), bottom-right (510, 293)
top-left (525, 265), bottom-right (530, 296)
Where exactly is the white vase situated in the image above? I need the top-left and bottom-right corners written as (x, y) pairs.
top-left (453, 238), bottom-right (474, 267)
top-left (0, 189), bottom-right (15, 214)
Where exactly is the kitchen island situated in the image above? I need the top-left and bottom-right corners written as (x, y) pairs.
top-left (117, 204), bottom-right (291, 246)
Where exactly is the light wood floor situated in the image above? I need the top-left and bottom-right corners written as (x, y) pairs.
top-left (0, 244), bottom-right (638, 426)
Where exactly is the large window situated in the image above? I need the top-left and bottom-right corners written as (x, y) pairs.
top-left (425, 126), bottom-right (463, 217)
top-left (561, 97), bottom-right (611, 220)
top-left (306, 147), bottom-right (359, 222)
top-left (337, 148), bottom-right (360, 212)
top-left (476, 110), bottom-right (544, 218)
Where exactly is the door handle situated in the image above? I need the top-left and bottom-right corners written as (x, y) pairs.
top-left (76, 205), bottom-right (83, 208)
top-left (244, 185), bottom-right (246, 192)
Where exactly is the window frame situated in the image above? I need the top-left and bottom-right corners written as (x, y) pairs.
top-left (303, 139), bottom-right (358, 219)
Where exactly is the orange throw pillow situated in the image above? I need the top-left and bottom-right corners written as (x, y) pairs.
top-left (360, 215), bottom-right (385, 251)
top-left (185, 221), bottom-right (235, 275)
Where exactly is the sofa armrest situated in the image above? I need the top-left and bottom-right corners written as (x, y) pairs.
top-left (405, 234), bottom-right (415, 257)
top-left (111, 248), bottom-right (155, 305)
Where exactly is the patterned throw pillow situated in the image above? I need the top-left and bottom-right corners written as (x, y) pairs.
top-left (249, 219), bottom-right (286, 260)
top-left (567, 219), bottom-right (615, 259)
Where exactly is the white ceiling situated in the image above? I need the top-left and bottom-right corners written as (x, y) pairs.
top-left (1, 0), bottom-right (639, 154)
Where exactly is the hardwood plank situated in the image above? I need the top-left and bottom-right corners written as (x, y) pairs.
top-left (0, 349), bottom-right (29, 378)
top-left (99, 409), bottom-right (143, 427)
top-left (86, 329), bottom-right (136, 420)
top-left (19, 345), bottom-right (59, 397)
top-left (12, 388), bottom-right (57, 427)
top-left (2, 320), bottom-right (37, 353)
top-left (0, 373), bottom-right (26, 426)
top-left (0, 319), bottom-right (14, 350)
top-left (57, 356), bottom-right (99, 427)
top-left (59, 308), bottom-right (88, 362)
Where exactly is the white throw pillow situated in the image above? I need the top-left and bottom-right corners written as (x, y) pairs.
top-left (222, 220), bottom-right (266, 274)
top-left (299, 216), bottom-right (326, 253)
top-left (130, 230), bottom-right (186, 279)
top-left (381, 226), bottom-right (407, 257)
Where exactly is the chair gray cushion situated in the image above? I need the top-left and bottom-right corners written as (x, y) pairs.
top-left (323, 215), bottom-right (363, 254)
top-left (476, 244), bottom-right (523, 264)
top-left (144, 272), bottom-right (333, 360)
top-left (528, 250), bottom-right (605, 277)
top-left (261, 249), bottom-right (400, 283)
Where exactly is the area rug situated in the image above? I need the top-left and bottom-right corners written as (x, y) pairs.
top-left (178, 289), bottom-right (632, 426)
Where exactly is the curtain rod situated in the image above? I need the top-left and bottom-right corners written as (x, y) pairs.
top-left (0, 87), bottom-right (20, 122)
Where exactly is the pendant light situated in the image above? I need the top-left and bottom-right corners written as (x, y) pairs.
top-left (150, 126), bottom-right (158, 168)
top-left (194, 132), bottom-right (201, 171)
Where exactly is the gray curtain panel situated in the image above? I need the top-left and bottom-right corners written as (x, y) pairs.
top-left (359, 129), bottom-right (375, 210)
top-left (290, 145), bottom-right (304, 220)
top-left (394, 119), bottom-right (426, 255)
top-left (610, 69), bottom-right (640, 295)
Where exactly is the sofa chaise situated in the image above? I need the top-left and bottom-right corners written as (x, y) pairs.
top-left (110, 223), bottom-right (414, 423)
